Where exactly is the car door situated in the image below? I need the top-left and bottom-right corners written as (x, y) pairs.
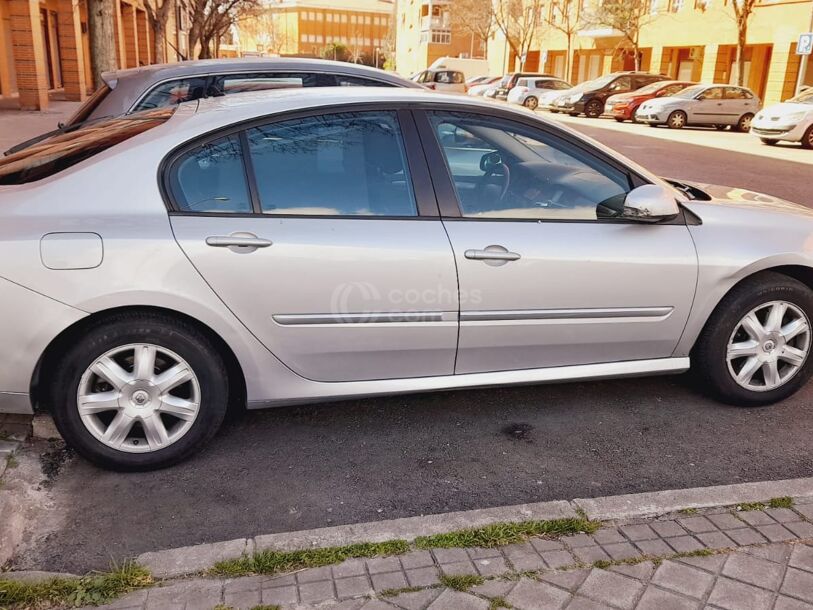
top-left (724, 87), bottom-right (758, 121)
top-left (415, 109), bottom-right (698, 374)
top-left (689, 87), bottom-right (730, 124)
top-left (167, 108), bottom-right (459, 382)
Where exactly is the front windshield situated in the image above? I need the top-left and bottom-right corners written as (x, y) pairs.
top-left (673, 85), bottom-right (706, 99)
top-left (583, 74), bottom-right (615, 90)
top-left (789, 88), bottom-right (813, 105)
top-left (634, 81), bottom-right (671, 95)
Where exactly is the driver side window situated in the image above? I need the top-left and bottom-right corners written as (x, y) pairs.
top-left (427, 111), bottom-right (631, 220)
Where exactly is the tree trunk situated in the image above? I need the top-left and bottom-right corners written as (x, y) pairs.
top-left (152, 23), bottom-right (167, 64)
top-left (565, 35), bottom-right (572, 80)
top-left (736, 27), bottom-right (747, 86)
top-left (88, 0), bottom-right (117, 89)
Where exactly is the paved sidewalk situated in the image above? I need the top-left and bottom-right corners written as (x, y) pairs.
top-left (81, 501), bottom-right (813, 610)
top-left (0, 100), bottom-right (80, 151)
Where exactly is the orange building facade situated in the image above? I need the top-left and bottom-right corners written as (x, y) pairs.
top-left (0, 0), bottom-right (190, 111)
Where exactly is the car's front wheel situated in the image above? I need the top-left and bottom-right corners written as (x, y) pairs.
top-left (585, 100), bottom-right (603, 118)
top-left (49, 313), bottom-right (229, 471)
top-left (736, 113), bottom-right (754, 133)
top-left (760, 138), bottom-right (778, 146)
top-left (523, 96), bottom-right (538, 110)
top-left (694, 272), bottom-right (813, 406)
top-left (667, 110), bottom-right (686, 129)
top-left (802, 125), bottom-right (813, 150)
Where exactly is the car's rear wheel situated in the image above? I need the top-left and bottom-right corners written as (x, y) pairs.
top-left (667, 110), bottom-right (686, 129)
top-left (550, 109), bottom-right (560, 114)
top-left (714, 124), bottom-right (728, 131)
top-left (802, 125), bottom-right (813, 150)
top-left (585, 100), bottom-right (603, 118)
top-left (760, 138), bottom-right (778, 146)
top-left (49, 313), bottom-right (229, 471)
top-left (523, 96), bottom-right (538, 110)
top-left (614, 117), bottom-right (625, 123)
top-left (694, 272), bottom-right (813, 406)
top-left (736, 113), bottom-right (754, 133)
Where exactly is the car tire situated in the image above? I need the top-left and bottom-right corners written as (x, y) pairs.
top-left (614, 117), bottom-right (625, 123)
top-left (569, 112), bottom-right (580, 117)
top-left (523, 96), bottom-right (538, 110)
top-left (585, 100), bottom-right (603, 118)
top-left (667, 110), bottom-right (687, 129)
top-left (693, 272), bottom-right (813, 407)
top-left (760, 138), bottom-right (778, 146)
top-left (736, 113), bottom-right (754, 133)
top-left (802, 125), bottom-right (813, 150)
top-left (550, 109), bottom-right (560, 114)
top-left (49, 312), bottom-right (230, 471)
top-left (714, 124), bottom-right (728, 131)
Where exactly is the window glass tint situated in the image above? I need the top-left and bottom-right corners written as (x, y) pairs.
top-left (699, 87), bottom-right (723, 100)
top-left (64, 83), bottom-right (111, 126)
top-left (663, 83), bottom-right (688, 96)
top-left (335, 75), bottom-right (395, 87)
top-left (434, 71), bottom-right (463, 84)
top-left (428, 111), bottom-right (630, 220)
top-left (725, 87), bottom-right (751, 99)
top-left (216, 72), bottom-right (328, 95)
top-left (246, 111), bottom-right (417, 216)
top-left (0, 108), bottom-right (174, 185)
top-left (133, 77), bottom-right (209, 111)
top-left (607, 76), bottom-right (632, 91)
top-left (171, 134), bottom-right (252, 213)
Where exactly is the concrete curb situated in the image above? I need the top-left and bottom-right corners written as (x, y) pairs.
top-left (134, 476), bottom-right (813, 578)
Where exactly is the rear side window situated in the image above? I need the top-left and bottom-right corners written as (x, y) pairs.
top-left (170, 134), bottom-right (253, 213)
top-left (245, 111), bottom-right (417, 216)
top-left (63, 83), bottom-right (111, 126)
top-left (335, 75), bottom-right (395, 87)
top-left (435, 71), bottom-right (464, 84)
top-left (725, 87), bottom-right (752, 99)
top-left (132, 77), bottom-right (209, 112)
top-left (214, 72), bottom-right (333, 95)
top-left (0, 108), bottom-right (174, 185)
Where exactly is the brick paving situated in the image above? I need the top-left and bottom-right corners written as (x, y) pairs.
top-left (77, 499), bottom-right (813, 610)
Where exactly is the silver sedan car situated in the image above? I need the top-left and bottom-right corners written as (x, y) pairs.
top-left (636, 84), bottom-right (760, 131)
top-left (1, 89), bottom-right (812, 471)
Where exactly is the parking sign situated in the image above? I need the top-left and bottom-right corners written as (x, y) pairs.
top-left (798, 33), bottom-right (813, 55)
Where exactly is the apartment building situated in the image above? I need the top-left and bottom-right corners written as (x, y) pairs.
top-left (237, 0), bottom-right (393, 62)
top-left (487, 0), bottom-right (813, 104)
top-left (0, 0), bottom-right (190, 111)
top-left (395, 0), bottom-right (484, 76)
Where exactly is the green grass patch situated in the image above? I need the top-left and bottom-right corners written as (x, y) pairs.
top-left (414, 518), bottom-right (598, 550)
top-left (0, 562), bottom-right (152, 608)
top-left (380, 585), bottom-right (426, 597)
top-left (438, 573), bottom-right (484, 592)
top-left (678, 508), bottom-right (698, 515)
top-left (489, 596), bottom-right (512, 609)
top-left (737, 502), bottom-right (766, 511)
top-left (768, 496), bottom-right (794, 509)
top-left (211, 540), bottom-right (410, 577)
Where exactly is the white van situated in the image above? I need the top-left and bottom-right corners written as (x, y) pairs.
top-left (428, 57), bottom-right (489, 80)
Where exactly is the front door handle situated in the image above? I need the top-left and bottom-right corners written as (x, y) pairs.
top-left (464, 245), bottom-right (521, 266)
top-left (206, 232), bottom-right (272, 253)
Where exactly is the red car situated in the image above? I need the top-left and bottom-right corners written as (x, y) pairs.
top-left (605, 80), bottom-right (695, 122)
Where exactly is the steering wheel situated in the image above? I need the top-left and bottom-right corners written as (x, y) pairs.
top-left (479, 151), bottom-right (511, 201)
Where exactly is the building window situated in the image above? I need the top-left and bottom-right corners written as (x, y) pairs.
top-left (327, 13), bottom-right (333, 21)
top-left (431, 30), bottom-right (451, 44)
top-left (650, 0), bottom-right (659, 12)
top-left (341, 13), bottom-right (348, 23)
top-left (670, 0), bottom-right (683, 11)
top-left (365, 15), bottom-right (371, 24)
top-left (316, 34), bottom-right (323, 43)
top-left (300, 33), bottom-right (307, 42)
top-left (351, 15), bottom-right (357, 23)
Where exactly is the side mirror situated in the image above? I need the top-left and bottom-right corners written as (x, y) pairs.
top-left (622, 185), bottom-right (680, 222)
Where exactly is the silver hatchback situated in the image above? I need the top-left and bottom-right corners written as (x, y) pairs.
top-left (636, 84), bottom-right (760, 131)
top-left (1, 88), bottom-right (811, 470)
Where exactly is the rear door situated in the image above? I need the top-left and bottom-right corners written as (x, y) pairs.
top-left (167, 108), bottom-right (459, 382)
top-left (724, 87), bottom-right (758, 121)
top-left (689, 87), bottom-right (731, 124)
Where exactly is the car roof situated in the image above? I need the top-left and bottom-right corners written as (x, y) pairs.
top-left (102, 57), bottom-right (417, 89)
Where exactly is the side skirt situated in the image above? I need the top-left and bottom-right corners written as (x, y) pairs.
top-left (247, 357), bottom-right (690, 409)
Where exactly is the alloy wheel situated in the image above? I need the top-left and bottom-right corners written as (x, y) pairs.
top-left (726, 301), bottom-right (810, 392)
top-left (77, 343), bottom-right (201, 452)
top-left (524, 96), bottom-right (538, 110)
top-left (738, 114), bottom-right (753, 132)
top-left (668, 111), bottom-right (686, 129)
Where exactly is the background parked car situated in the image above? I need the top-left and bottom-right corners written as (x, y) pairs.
top-left (485, 71), bottom-right (555, 101)
top-left (467, 76), bottom-right (501, 97)
top-left (507, 77), bottom-right (572, 109)
top-left (751, 87), bottom-right (813, 148)
top-left (636, 84), bottom-right (760, 131)
top-left (554, 72), bottom-right (668, 117)
top-left (411, 69), bottom-right (467, 93)
top-left (6, 58), bottom-right (420, 155)
top-left (605, 80), bottom-right (695, 122)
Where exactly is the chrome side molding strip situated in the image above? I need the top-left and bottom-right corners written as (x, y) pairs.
top-left (273, 311), bottom-right (448, 325)
top-left (460, 306), bottom-right (674, 322)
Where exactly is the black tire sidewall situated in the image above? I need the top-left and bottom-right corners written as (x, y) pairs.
top-left (695, 275), bottom-right (813, 406)
top-left (585, 100), bottom-right (602, 118)
top-left (50, 315), bottom-right (229, 471)
top-left (524, 96), bottom-right (538, 109)
top-left (802, 125), bottom-right (813, 150)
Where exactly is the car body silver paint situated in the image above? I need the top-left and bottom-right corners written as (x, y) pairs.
top-left (1, 88), bottom-right (812, 414)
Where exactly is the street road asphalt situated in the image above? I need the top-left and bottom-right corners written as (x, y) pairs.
top-left (14, 119), bottom-right (813, 574)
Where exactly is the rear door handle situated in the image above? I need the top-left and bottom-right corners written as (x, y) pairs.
top-left (464, 245), bottom-right (521, 265)
top-left (205, 233), bottom-right (272, 251)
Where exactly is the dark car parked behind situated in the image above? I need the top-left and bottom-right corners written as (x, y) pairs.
top-left (486, 71), bottom-right (556, 101)
top-left (554, 71), bottom-right (668, 118)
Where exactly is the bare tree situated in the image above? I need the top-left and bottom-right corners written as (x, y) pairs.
top-left (728, 0), bottom-right (758, 86)
top-left (544, 0), bottom-right (583, 79)
top-left (450, 0), bottom-right (493, 59)
top-left (88, 0), bottom-right (116, 88)
top-left (492, 0), bottom-right (544, 71)
top-left (585, 0), bottom-right (654, 70)
top-left (188, 0), bottom-right (261, 59)
top-left (145, 0), bottom-right (175, 64)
